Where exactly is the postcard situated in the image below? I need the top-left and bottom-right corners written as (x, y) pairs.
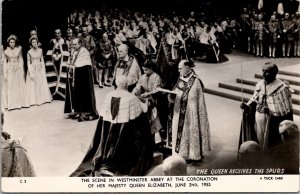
top-left (1, 0), bottom-right (299, 192)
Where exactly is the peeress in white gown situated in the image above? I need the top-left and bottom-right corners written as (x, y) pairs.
top-left (2, 35), bottom-right (29, 110)
top-left (26, 37), bottom-right (52, 106)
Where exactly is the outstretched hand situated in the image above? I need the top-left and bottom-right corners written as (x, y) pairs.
top-left (140, 92), bottom-right (149, 98)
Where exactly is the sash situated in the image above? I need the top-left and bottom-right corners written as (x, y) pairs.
top-left (175, 75), bottom-right (196, 153)
top-left (70, 47), bottom-right (82, 87)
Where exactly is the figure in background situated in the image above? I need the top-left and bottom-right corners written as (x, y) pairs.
top-left (254, 14), bottom-right (266, 56)
top-left (240, 8), bottom-right (252, 53)
top-left (80, 26), bottom-right (97, 84)
top-left (64, 38), bottom-right (99, 122)
top-left (198, 25), bottom-right (211, 59)
top-left (250, 12), bottom-right (258, 55)
top-left (115, 27), bottom-right (127, 44)
top-left (135, 29), bottom-right (153, 57)
top-left (167, 27), bottom-right (185, 60)
top-left (30, 30), bottom-right (38, 38)
top-left (241, 62), bottom-right (294, 151)
top-left (70, 76), bottom-right (153, 177)
top-left (29, 30), bottom-right (42, 49)
top-left (66, 28), bottom-right (75, 52)
top-left (96, 33), bottom-right (116, 88)
top-left (168, 60), bottom-right (211, 163)
top-left (26, 36), bottom-right (52, 106)
top-left (146, 26), bottom-right (158, 55)
top-left (92, 11), bottom-right (102, 32)
top-left (206, 26), bottom-right (221, 63)
top-left (74, 25), bottom-right (82, 38)
top-left (90, 20), bottom-right (102, 41)
top-left (50, 29), bottom-right (65, 73)
top-left (181, 23), bottom-right (195, 59)
top-left (267, 15), bottom-right (280, 58)
top-left (3, 35), bottom-right (29, 110)
top-left (125, 23), bottom-right (136, 45)
top-left (281, 13), bottom-right (294, 57)
top-left (293, 12), bottom-right (300, 57)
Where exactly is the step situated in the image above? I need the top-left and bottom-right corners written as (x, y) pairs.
top-left (60, 63), bottom-right (69, 67)
top-left (236, 78), bottom-right (257, 86)
top-left (46, 50), bottom-right (53, 55)
top-left (60, 73), bottom-right (67, 78)
top-left (62, 51), bottom-right (70, 56)
top-left (277, 74), bottom-right (300, 85)
top-left (255, 74), bottom-right (300, 86)
top-left (205, 87), bottom-right (300, 116)
top-left (204, 87), bottom-right (251, 103)
top-left (57, 83), bottom-right (66, 89)
top-left (293, 104), bottom-right (300, 116)
top-left (219, 82), bottom-right (300, 105)
top-left (236, 78), bottom-right (300, 95)
top-left (47, 81), bottom-right (57, 87)
top-left (46, 72), bottom-right (58, 77)
top-left (278, 70), bottom-right (300, 77)
top-left (45, 62), bottom-right (54, 66)
top-left (219, 82), bottom-right (254, 95)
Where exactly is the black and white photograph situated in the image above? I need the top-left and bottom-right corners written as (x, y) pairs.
top-left (1, 0), bottom-right (300, 192)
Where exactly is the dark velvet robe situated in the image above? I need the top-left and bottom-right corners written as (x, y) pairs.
top-left (64, 65), bottom-right (98, 116)
top-left (70, 91), bottom-right (153, 177)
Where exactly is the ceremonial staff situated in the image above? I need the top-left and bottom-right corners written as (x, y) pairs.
top-left (238, 62), bottom-right (244, 160)
top-left (67, 47), bottom-right (81, 114)
top-left (68, 71), bottom-right (74, 114)
top-left (68, 52), bottom-right (74, 114)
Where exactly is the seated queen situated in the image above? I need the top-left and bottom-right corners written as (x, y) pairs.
top-left (70, 76), bottom-right (153, 177)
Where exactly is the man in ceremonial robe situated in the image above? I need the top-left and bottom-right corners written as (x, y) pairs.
top-left (241, 62), bottom-right (294, 151)
top-left (49, 29), bottom-right (66, 73)
top-left (96, 33), bottom-right (116, 88)
top-left (70, 76), bottom-right (153, 177)
top-left (168, 60), bottom-right (212, 162)
top-left (66, 28), bottom-right (75, 52)
top-left (112, 44), bottom-right (142, 92)
top-left (64, 38), bottom-right (98, 122)
top-left (80, 26), bottom-right (97, 84)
